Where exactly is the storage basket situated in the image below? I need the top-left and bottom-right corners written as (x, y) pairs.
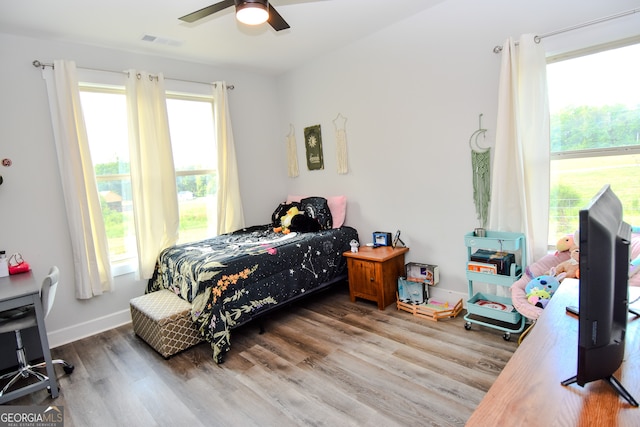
top-left (130, 290), bottom-right (204, 358)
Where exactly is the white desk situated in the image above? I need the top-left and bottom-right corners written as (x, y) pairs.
top-left (0, 272), bottom-right (59, 403)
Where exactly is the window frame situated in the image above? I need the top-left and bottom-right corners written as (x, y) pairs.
top-left (166, 91), bottom-right (217, 182)
top-left (166, 92), bottom-right (219, 245)
top-left (547, 37), bottom-right (640, 245)
top-left (79, 84), bottom-right (135, 276)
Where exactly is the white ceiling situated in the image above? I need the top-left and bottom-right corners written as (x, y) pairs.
top-left (0, 0), bottom-right (445, 75)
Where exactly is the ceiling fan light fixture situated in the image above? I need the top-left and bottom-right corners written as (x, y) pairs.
top-left (236, 1), bottom-right (269, 26)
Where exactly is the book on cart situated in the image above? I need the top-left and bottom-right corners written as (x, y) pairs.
top-left (470, 249), bottom-right (515, 276)
top-left (467, 261), bottom-right (497, 274)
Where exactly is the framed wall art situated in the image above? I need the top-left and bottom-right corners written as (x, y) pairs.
top-left (304, 124), bottom-right (324, 171)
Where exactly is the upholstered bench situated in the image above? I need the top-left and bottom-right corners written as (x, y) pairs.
top-left (130, 289), bottom-right (204, 358)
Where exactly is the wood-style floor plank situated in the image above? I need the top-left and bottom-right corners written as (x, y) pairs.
top-left (2, 284), bottom-right (517, 426)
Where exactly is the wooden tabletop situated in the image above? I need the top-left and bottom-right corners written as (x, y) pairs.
top-left (342, 246), bottom-right (409, 262)
top-left (467, 279), bottom-right (640, 426)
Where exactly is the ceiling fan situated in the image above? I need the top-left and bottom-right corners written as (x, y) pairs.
top-left (180, 0), bottom-right (291, 31)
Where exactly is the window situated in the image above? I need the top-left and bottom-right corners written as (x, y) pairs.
top-left (80, 86), bottom-right (218, 272)
top-left (166, 95), bottom-right (218, 244)
top-left (547, 41), bottom-right (640, 244)
top-left (80, 88), bottom-right (134, 267)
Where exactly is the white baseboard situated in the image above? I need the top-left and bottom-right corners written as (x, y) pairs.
top-left (47, 309), bottom-right (132, 349)
top-left (45, 288), bottom-right (469, 349)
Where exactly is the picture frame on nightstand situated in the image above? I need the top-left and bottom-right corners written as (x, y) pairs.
top-left (373, 231), bottom-right (392, 247)
top-left (392, 229), bottom-right (405, 248)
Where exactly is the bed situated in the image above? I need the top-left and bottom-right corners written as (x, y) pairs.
top-left (147, 196), bottom-right (358, 363)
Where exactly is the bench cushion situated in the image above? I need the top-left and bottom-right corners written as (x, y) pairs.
top-left (130, 289), bottom-right (204, 358)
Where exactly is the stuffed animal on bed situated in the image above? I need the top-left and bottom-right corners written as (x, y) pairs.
top-left (273, 206), bottom-right (299, 234)
top-left (289, 213), bottom-right (321, 233)
top-left (525, 273), bottom-right (563, 309)
top-left (273, 206), bottom-right (321, 234)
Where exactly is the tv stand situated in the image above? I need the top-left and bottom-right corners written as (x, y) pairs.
top-left (561, 374), bottom-right (639, 407)
top-left (467, 279), bottom-right (640, 426)
top-left (565, 305), bottom-right (640, 317)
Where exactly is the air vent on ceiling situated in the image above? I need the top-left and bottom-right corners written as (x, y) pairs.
top-left (141, 34), bottom-right (183, 47)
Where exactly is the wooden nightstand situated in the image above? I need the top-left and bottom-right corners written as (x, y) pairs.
top-left (343, 246), bottom-right (409, 310)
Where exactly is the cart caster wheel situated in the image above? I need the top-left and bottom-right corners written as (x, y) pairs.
top-left (63, 364), bottom-right (75, 375)
top-left (503, 332), bottom-right (511, 341)
top-left (464, 322), bottom-right (472, 330)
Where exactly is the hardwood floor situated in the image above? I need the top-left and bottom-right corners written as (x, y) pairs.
top-left (5, 284), bottom-right (517, 426)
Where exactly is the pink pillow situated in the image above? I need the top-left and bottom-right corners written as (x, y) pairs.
top-left (286, 195), bottom-right (304, 204)
top-left (286, 195), bottom-right (347, 228)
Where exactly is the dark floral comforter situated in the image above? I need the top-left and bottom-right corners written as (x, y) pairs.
top-left (147, 224), bottom-right (359, 362)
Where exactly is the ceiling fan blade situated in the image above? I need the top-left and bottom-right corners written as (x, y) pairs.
top-left (179, 0), bottom-right (235, 23)
top-left (268, 4), bottom-right (291, 31)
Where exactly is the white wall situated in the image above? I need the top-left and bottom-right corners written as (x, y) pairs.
top-left (276, 0), bottom-right (640, 303)
top-left (1, 0), bottom-right (638, 347)
top-left (0, 33), bottom-right (286, 346)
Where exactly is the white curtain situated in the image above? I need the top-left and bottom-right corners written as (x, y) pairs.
top-left (42, 60), bottom-right (113, 299)
top-left (126, 70), bottom-right (179, 279)
top-left (213, 81), bottom-right (245, 234)
top-left (489, 35), bottom-right (550, 264)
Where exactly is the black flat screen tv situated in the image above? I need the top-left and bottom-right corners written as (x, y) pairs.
top-left (561, 185), bottom-right (638, 407)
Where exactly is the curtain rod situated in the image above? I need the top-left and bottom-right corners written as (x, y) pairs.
top-left (31, 60), bottom-right (234, 89)
top-left (492, 8), bottom-right (640, 53)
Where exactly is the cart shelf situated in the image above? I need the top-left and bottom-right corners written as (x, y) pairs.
top-left (463, 231), bottom-right (526, 341)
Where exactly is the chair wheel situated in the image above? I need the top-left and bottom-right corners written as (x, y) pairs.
top-left (63, 364), bottom-right (75, 375)
top-left (47, 384), bottom-right (62, 394)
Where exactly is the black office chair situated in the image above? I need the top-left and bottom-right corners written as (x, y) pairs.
top-left (0, 266), bottom-right (74, 396)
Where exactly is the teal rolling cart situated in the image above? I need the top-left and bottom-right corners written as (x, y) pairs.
top-left (464, 231), bottom-right (526, 341)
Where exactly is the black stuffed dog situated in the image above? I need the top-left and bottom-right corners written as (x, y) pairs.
top-left (289, 213), bottom-right (321, 233)
top-left (272, 202), bottom-right (321, 233)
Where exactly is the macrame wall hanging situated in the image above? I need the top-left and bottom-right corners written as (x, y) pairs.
top-left (333, 113), bottom-right (349, 174)
top-left (286, 124), bottom-right (299, 178)
top-left (469, 114), bottom-right (491, 228)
